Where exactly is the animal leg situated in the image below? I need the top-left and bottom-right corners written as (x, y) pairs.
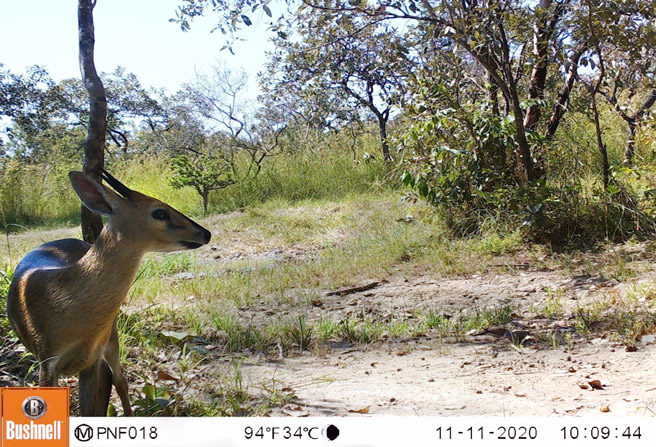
top-left (78, 361), bottom-right (104, 416)
top-left (95, 359), bottom-right (113, 416)
top-left (38, 359), bottom-right (59, 387)
top-left (103, 319), bottom-right (132, 416)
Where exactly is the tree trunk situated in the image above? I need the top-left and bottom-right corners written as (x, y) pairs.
top-left (546, 48), bottom-right (583, 139)
top-left (458, 21), bottom-right (536, 183)
top-left (202, 190), bottom-right (209, 214)
top-left (378, 114), bottom-right (391, 162)
top-left (624, 120), bottom-right (637, 165)
top-left (591, 92), bottom-right (609, 188)
top-left (584, 8), bottom-right (609, 188)
top-left (510, 92), bottom-right (535, 183)
top-left (79, 0), bottom-right (106, 243)
top-left (501, 60), bottom-right (535, 183)
top-left (623, 88), bottom-right (656, 165)
top-left (488, 72), bottom-right (500, 118)
top-left (486, 72), bottom-right (506, 169)
top-left (523, 0), bottom-right (567, 131)
top-left (487, 71), bottom-right (535, 182)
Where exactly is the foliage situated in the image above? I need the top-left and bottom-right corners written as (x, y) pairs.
top-left (1, 65), bottom-right (165, 160)
top-left (399, 66), bottom-right (534, 235)
top-left (209, 143), bottom-right (387, 212)
top-left (170, 153), bottom-right (235, 213)
top-left (401, 146), bottom-right (656, 245)
top-left (262, 12), bottom-right (413, 160)
top-left (58, 67), bottom-right (167, 152)
top-left (399, 74), bottom-right (656, 243)
top-left (2, 1), bottom-right (656, 246)
top-left (0, 264), bottom-right (12, 338)
top-left (0, 65), bottom-right (65, 144)
top-left (0, 159), bottom-right (80, 228)
top-left (0, 126), bottom-right (386, 227)
top-left (150, 62), bottom-right (288, 204)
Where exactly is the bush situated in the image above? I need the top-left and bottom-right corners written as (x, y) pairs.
top-left (398, 102), bottom-right (656, 245)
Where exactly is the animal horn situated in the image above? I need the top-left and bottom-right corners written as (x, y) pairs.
top-left (101, 169), bottom-right (132, 199)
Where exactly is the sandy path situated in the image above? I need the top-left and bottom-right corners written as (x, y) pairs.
top-left (242, 338), bottom-right (656, 417)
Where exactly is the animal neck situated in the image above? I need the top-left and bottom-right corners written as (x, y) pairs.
top-left (75, 221), bottom-right (146, 315)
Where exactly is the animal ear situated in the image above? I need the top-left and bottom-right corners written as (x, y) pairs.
top-left (69, 171), bottom-right (120, 216)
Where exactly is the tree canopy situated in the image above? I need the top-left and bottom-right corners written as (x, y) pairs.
top-left (2, 0), bottom-right (656, 242)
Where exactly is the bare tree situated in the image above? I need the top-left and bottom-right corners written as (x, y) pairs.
top-left (182, 63), bottom-right (286, 175)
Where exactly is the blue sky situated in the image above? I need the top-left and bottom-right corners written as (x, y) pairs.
top-left (0, 0), bottom-right (277, 99)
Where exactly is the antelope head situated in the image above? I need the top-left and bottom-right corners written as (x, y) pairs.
top-left (69, 170), bottom-right (211, 253)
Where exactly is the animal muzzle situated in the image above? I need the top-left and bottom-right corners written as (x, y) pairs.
top-left (198, 227), bottom-right (211, 244)
top-left (181, 226), bottom-right (211, 249)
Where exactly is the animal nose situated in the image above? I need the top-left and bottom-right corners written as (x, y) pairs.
top-left (200, 228), bottom-right (211, 244)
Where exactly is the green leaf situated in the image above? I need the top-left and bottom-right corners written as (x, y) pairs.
top-left (160, 330), bottom-right (190, 343)
top-left (401, 171), bottom-right (414, 187)
top-left (142, 384), bottom-right (156, 401)
top-left (435, 145), bottom-right (466, 156)
top-left (418, 181), bottom-right (429, 198)
top-left (242, 15), bottom-right (252, 26)
top-left (606, 183), bottom-right (620, 194)
top-left (263, 5), bottom-right (272, 17)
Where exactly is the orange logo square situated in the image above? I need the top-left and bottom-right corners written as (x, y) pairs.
top-left (2, 387), bottom-right (69, 447)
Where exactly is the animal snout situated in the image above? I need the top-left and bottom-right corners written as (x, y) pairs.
top-left (198, 227), bottom-right (211, 244)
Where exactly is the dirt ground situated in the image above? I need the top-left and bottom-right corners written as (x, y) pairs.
top-left (210, 247), bottom-right (656, 417)
top-left (244, 340), bottom-right (656, 417)
top-left (4, 215), bottom-right (656, 418)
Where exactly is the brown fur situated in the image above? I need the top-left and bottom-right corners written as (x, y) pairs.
top-left (7, 172), bottom-right (211, 416)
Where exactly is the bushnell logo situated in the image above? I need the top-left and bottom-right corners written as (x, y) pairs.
top-left (2, 387), bottom-right (69, 446)
top-left (22, 396), bottom-right (48, 420)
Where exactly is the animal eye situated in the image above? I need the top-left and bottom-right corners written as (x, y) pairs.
top-left (151, 209), bottom-right (170, 221)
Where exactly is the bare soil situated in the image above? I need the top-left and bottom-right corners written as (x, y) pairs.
top-left (244, 341), bottom-right (656, 417)
top-left (201, 242), bottom-right (656, 417)
top-left (4, 216), bottom-right (656, 417)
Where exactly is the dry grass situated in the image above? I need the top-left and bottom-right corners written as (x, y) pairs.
top-left (3, 192), bottom-right (656, 415)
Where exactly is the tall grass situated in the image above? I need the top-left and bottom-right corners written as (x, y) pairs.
top-left (0, 160), bottom-right (80, 229)
top-left (112, 157), bottom-right (202, 217)
top-left (531, 110), bottom-right (656, 244)
top-left (209, 149), bottom-right (387, 213)
top-left (0, 146), bottom-right (389, 230)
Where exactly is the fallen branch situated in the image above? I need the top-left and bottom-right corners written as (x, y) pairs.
top-left (326, 281), bottom-right (380, 297)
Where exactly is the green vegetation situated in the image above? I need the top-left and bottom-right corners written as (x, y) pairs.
top-left (0, 264), bottom-right (12, 337)
top-left (2, 0), bottom-right (656, 416)
top-left (170, 154), bottom-right (235, 214)
top-left (3, 192), bottom-right (656, 414)
top-left (0, 146), bottom-right (388, 229)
